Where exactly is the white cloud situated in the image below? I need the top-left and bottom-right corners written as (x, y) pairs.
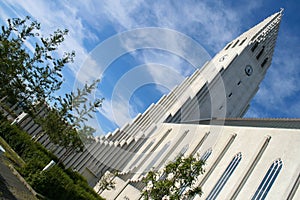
top-left (129, 93), bottom-right (146, 118)
top-left (0, 0), bottom-right (98, 81)
top-left (102, 0), bottom-right (143, 30)
top-left (3, 0), bottom-right (298, 132)
top-left (247, 32), bottom-right (300, 118)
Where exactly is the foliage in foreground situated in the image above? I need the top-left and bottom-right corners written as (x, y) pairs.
top-left (0, 120), bottom-right (103, 200)
top-left (0, 16), bottom-right (103, 155)
top-left (142, 155), bottom-right (205, 200)
top-left (0, 16), bottom-right (73, 111)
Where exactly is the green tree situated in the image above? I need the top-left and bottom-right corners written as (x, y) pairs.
top-left (0, 16), bottom-right (74, 111)
top-left (36, 80), bottom-right (103, 161)
top-left (95, 171), bottom-right (118, 194)
top-left (142, 154), bottom-right (205, 200)
top-left (0, 16), bottom-right (102, 154)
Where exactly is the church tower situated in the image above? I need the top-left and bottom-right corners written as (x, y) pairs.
top-left (90, 10), bottom-right (288, 200)
top-left (78, 9), bottom-right (284, 192)
top-left (166, 9), bottom-right (283, 122)
top-left (65, 10), bottom-right (283, 181)
top-left (15, 9), bottom-right (296, 200)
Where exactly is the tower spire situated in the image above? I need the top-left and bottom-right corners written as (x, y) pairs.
top-left (249, 9), bottom-right (283, 44)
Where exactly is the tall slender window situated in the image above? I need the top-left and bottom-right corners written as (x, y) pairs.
top-left (206, 152), bottom-right (242, 200)
top-left (261, 57), bottom-right (268, 68)
top-left (251, 42), bottom-right (259, 52)
top-left (160, 144), bottom-right (189, 182)
top-left (232, 39), bottom-right (240, 48)
top-left (201, 148), bottom-right (212, 162)
top-left (252, 158), bottom-right (283, 200)
top-left (256, 46), bottom-right (265, 60)
top-left (225, 42), bottom-right (232, 50)
top-left (156, 131), bottom-right (188, 170)
top-left (150, 129), bottom-right (171, 152)
top-left (179, 144), bottom-right (189, 156)
top-left (239, 37), bottom-right (247, 46)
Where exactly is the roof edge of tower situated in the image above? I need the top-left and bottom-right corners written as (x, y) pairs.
top-left (249, 9), bottom-right (283, 43)
top-left (177, 117), bottom-right (300, 129)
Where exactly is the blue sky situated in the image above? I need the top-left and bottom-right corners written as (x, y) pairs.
top-left (1, 0), bottom-right (299, 136)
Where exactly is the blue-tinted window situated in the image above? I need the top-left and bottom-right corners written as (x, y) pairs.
top-left (206, 152), bottom-right (242, 200)
top-left (181, 144), bottom-right (189, 154)
top-left (201, 148), bottom-right (212, 162)
top-left (252, 158), bottom-right (283, 200)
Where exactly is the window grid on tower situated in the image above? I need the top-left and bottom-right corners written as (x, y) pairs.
top-left (251, 158), bottom-right (283, 200)
top-left (206, 152), bottom-right (242, 200)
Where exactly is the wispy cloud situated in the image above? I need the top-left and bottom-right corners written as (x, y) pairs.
top-left (2, 0), bottom-right (298, 134)
top-left (247, 34), bottom-right (300, 118)
top-left (0, 0), bottom-right (96, 79)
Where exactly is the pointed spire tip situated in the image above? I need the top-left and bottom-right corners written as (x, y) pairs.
top-left (279, 8), bottom-right (284, 15)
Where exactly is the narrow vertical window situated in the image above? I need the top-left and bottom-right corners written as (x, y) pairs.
top-left (179, 144), bottom-right (189, 156)
top-left (201, 148), bottom-right (212, 162)
top-left (251, 42), bottom-right (259, 52)
top-left (225, 42), bottom-right (232, 50)
top-left (239, 37), bottom-right (247, 46)
top-left (261, 57), bottom-right (268, 68)
top-left (232, 39), bottom-right (240, 48)
top-left (256, 46), bottom-right (265, 60)
top-left (164, 145), bottom-right (190, 181)
top-left (252, 158), bottom-right (283, 200)
top-left (206, 152), bottom-right (242, 200)
top-left (150, 129), bottom-right (171, 152)
top-left (156, 131), bottom-right (189, 170)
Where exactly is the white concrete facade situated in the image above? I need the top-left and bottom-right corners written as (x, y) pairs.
top-left (92, 10), bottom-right (300, 200)
top-left (101, 121), bottom-right (300, 199)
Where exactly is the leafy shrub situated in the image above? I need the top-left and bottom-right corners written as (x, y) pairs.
top-left (0, 121), bottom-right (103, 200)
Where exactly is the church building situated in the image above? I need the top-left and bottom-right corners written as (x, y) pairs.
top-left (11, 9), bottom-right (300, 199)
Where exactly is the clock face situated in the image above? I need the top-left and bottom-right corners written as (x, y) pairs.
top-left (245, 65), bottom-right (253, 76)
top-left (219, 54), bottom-right (228, 62)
